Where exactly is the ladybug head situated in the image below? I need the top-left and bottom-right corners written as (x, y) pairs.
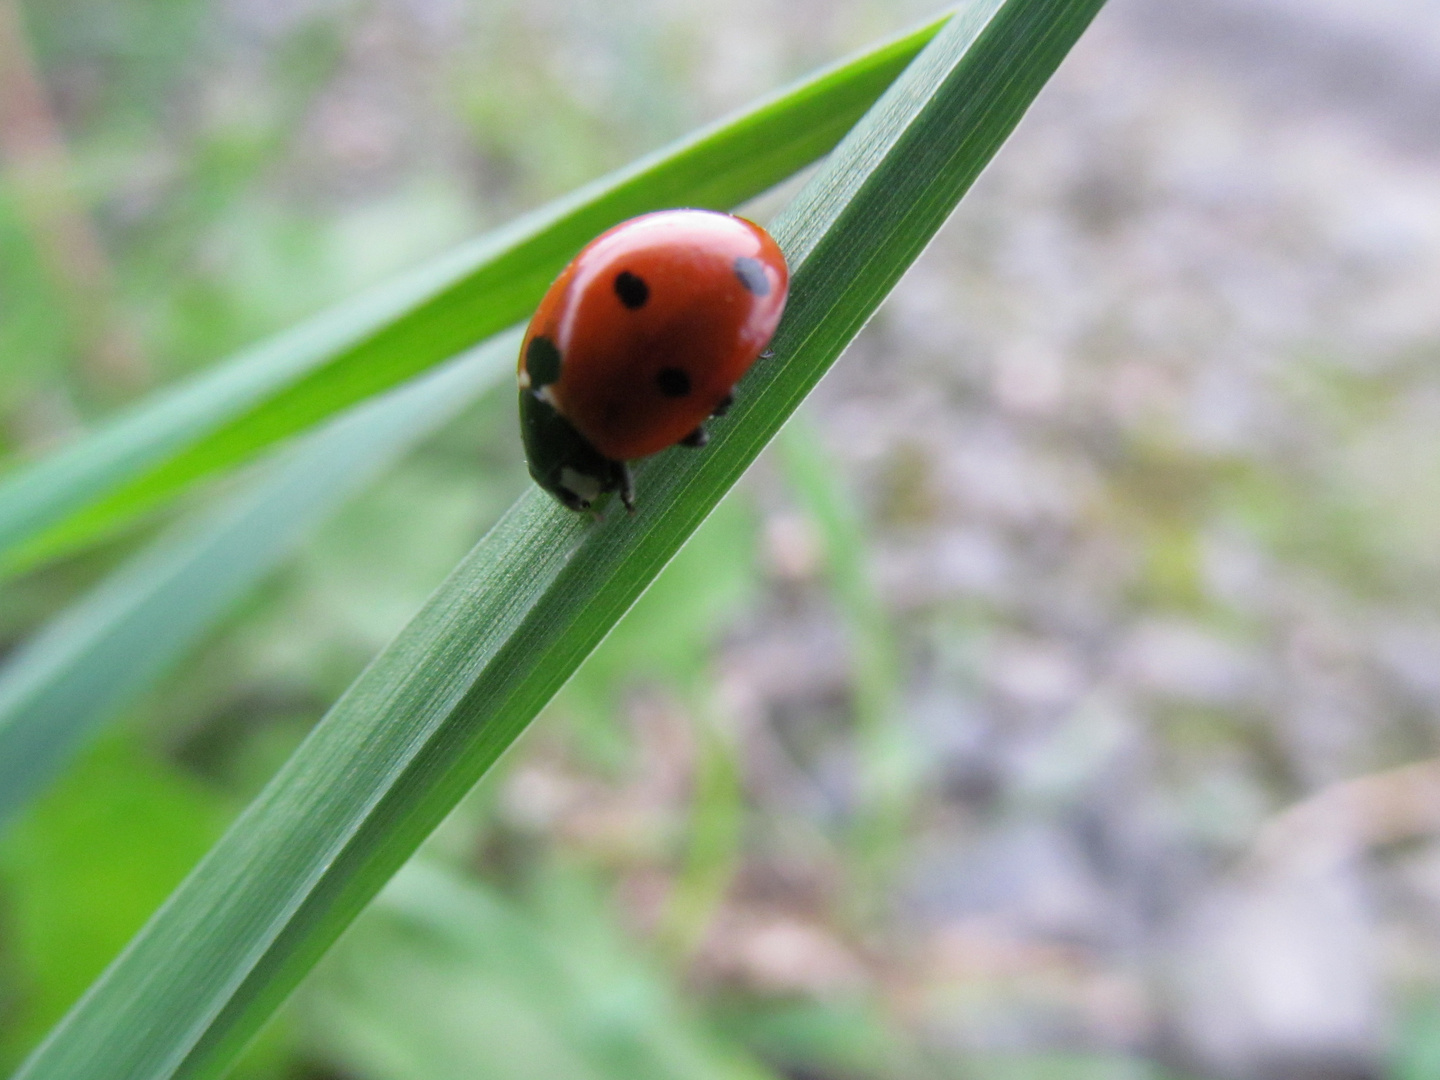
top-left (518, 389), bottom-right (633, 513)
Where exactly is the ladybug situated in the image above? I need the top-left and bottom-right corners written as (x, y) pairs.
top-left (518, 208), bottom-right (789, 512)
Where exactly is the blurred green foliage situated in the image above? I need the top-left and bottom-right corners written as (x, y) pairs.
top-left (308, 860), bottom-right (772, 1080)
top-left (0, 732), bottom-right (226, 1067)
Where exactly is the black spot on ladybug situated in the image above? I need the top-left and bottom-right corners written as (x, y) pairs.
top-left (733, 256), bottom-right (769, 296)
top-left (614, 271), bottom-right (649, 309)
top-left (525, 336), bottom-right (562, 387)
top-left (656, 367), bottom-right (691, 398)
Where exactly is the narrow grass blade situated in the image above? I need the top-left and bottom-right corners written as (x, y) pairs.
top-left (15, 2), bottom-right (1107, 1078)
top-left (0, 332), bottom-right (516, 829)
top-left (0, 14), bottom-right (947, 578)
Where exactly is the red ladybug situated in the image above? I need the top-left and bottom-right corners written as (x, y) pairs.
top-left (518, 208), bottom-right (789, 512)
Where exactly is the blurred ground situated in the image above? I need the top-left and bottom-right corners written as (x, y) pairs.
top-left (4, 1), bottom-right (1440, 1079)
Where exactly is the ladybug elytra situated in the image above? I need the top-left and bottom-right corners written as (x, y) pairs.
top-left (518, 208), bottom-right (789, 512)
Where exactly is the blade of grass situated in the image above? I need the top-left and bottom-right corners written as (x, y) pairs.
top-left (15, 2), bottom-right (1107, 1077)
top-left (0, 13), bottom-right (948, 579)
top-left (0, 332), bottom-right (517, 829)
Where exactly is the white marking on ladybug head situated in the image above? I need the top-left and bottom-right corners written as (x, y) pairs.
top-left (559, 467), bottom-right (603, 504)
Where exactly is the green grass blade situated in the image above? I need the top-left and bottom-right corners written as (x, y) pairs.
top-left (14, 2), bottom-right (1106, 1077)
top-left (0, 14), bottom-right (947, 579)
top-left (0, 332), bottom-right (516, 829)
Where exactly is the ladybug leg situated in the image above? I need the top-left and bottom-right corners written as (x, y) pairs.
top-left (710, 392), bottom-right (734, 419)
top-left (680, 425), bottom-right (709, 449)
top-left (759, 349), bottom-right (774, 360)
top-left (617, 461), bottom-right (636, 514)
